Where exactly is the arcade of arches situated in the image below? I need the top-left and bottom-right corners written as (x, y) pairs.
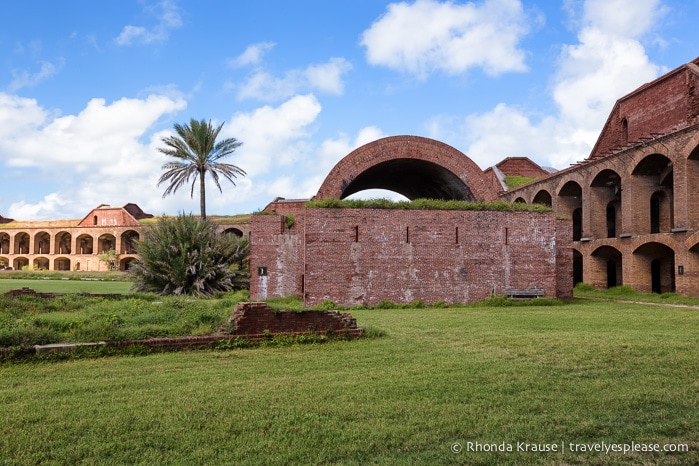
top-left (503, 139), bottom-right (699, 296)
top-left (0, 205), bottom-right (251, 272)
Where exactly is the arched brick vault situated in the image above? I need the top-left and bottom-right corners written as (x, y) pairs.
top-left (315, 135), bottom-right (497, 201)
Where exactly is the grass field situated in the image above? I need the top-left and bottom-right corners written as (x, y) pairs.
top-left (1, 300), bottom-right (697, 465)
top-left (0, 278), bottom-right (133, 294)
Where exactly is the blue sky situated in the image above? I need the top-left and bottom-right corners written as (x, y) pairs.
top-left (1, 0), bottom-right (698, 220)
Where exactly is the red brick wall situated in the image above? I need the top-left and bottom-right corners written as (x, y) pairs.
top-left (591, 62), bottom-right (699, 159)
top-left (315, 136), bottom-right (498, 202)
top-left (555, 219), bottom-right (574, 299)
top-left (226, 302), bottom-right (358, 335)
top-left (78, 207), bottom-right (141, 227)
top-left (250, 213), bottom-right (304, 300)
top-left (250, 207), bottom-right (571, 306)
top-left (497, 157), bottom-right (549, 178)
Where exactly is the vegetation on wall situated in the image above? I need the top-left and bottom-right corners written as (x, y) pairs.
top-left (504, 175), bottom-right (538, 189)
top-left (306, 198), bottom-right (552, 212)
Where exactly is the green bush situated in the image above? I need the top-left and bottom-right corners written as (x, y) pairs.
top-left (129, 214), bottom-right (249, 297)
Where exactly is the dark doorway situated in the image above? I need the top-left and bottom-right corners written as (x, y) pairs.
top-left (606, 260), bottom-right (617, 288)
top-left (650, 194), bottom-right (661, 234)
top-left (573, 250), bottom-right (583, 285)
top-left (573, 208), bottom-right (582, 241)
top-left (651, 259), bottom-right (661, 293)
top-left (606, 204), bottom-right (616, 238)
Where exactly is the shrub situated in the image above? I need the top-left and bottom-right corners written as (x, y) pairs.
top-left (129, 214), bottom-right (249, 297)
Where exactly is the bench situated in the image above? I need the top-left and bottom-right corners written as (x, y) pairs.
top-left (505, 289), bottom-right (545, 300)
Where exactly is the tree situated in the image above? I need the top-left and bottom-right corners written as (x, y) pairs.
top-left (158, 119), bottom-right (245, 220)
top-left (129, 214), bottom-right (249, 297)
top-left (98, 249), bottom-right (120, 271)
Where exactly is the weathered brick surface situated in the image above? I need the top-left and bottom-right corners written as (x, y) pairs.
top-left (496, 157), bottom-right (551, 179)
top-left (251, 207), bottom-right (571, 306)
top-left (225, 302), bottom-right (358, 334)
top-left (250, 212), bottom-right (304, 300)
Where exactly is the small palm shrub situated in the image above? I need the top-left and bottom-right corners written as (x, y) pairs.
top-left (129, 214), bottom-right (249, 297)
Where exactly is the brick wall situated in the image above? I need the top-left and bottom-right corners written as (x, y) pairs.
top-left (250, 213), bottom-right (304, 300)
top-left (315, 136), bottom-right (498, 202)
top-left (591, 60), bottom-right (699, 159)
top-left (251, 207), bottom-right (571, 306)
top-left (225, 302), bottom-right (359, 335)
top-left (496, 157), bottom-right (550, 179)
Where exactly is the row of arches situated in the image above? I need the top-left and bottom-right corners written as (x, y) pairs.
top-left (573, 241), bottom-right (682, 293)
top-left (0, 256), bottom-right (137, 272)
top-left (0, 230), bottom-right (140, 256)
top-left (514, 151), bottom-right (683, 241)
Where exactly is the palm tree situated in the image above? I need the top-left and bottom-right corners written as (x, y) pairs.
top-left (158, 118), bottom-right (245, 220)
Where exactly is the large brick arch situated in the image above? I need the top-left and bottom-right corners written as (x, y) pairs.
top-left (315, 135), bottom-right (496, 201)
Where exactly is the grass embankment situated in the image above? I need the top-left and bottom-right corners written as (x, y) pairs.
top-left (0, 291), bottom-right (249, 348)
top-left (1, 298), bottom-right (698, 465)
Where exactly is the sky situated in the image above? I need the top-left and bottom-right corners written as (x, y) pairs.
top-left (1, 0), bottom-right (698, 220)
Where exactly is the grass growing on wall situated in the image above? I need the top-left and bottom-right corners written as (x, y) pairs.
top-left (306, 198), bottom-right (553, 212)
top-left (1, 301), bottom-right (698, 465)
top-left (504, 175), bottom-right (538, 189)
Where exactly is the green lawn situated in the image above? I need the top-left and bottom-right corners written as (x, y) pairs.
top-left (1, 300), bottom-right (698, 465)
top-left (0, 278), bottom-right (133, 294)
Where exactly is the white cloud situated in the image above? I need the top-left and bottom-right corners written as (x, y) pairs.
top-left (7, 59), bottom-right (64, 92)
top-left (229, 42), bottom-right (276, 67)
top-left (360, 0), bottom-right (530, 79)
top-left (0, 93), bottom-right (186, 220)
top-left (204, 124), bottom-right (387, 214)
top-left (429, 0), bottom-right (664, 169)
top-left (236, 58), bottom-right (352, 101)
top-left (317, 126), bottom-right (385, 173)
top-left (114, 0), bottom-right (183, 46)
top-left (7, 193), bottom-right (68, 220)
top-left (0, 95), bottom-right (186, 168)
top-left (582, 0), bottom-right (662, 38)
top-left (0, 93), bottom-right (51, 139)
top-left (226, 94), bottom-right (322, 177)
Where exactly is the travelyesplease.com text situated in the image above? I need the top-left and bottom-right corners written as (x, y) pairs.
top-left (451, 440), bottom-right (689, 455)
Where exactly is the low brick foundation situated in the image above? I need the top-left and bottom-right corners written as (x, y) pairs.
top-left (4, 287), bottom-right (123, 299)
top-left (223, 301), bottom-right (360, 335)
top-left (1, 302), bottom-right (363, 360)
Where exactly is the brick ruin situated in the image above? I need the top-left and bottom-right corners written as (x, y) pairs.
top-left (250, 56), bottom-right (699, 304)
top-left (224, 301), bottom-right (361, 336)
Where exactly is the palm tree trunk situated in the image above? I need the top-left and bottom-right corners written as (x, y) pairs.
top-left (199, 169), bottom-right (207, 221)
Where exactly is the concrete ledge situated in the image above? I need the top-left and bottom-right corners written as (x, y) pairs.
top-left (34, 342), bottom-right (106, 355)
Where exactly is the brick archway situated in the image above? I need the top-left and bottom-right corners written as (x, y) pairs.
top-left (315, 136), bottom-right (496, 201)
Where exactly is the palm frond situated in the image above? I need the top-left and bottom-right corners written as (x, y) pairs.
top-left (157, 118), bottom-right (246, 218)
